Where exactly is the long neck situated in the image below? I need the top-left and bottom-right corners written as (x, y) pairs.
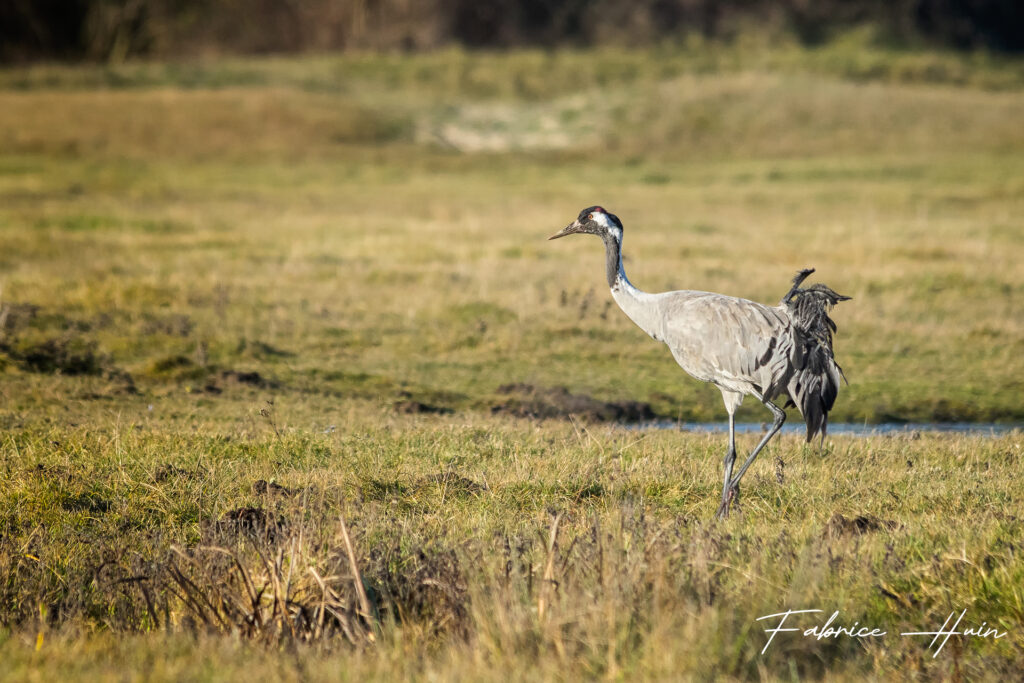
top-left (603, 232), bottom-right (623, 288)
top-left (602, 233), bottom-right (664, 342)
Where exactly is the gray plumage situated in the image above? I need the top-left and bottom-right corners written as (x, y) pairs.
top-left (550, 207), bottom-right (850, 518)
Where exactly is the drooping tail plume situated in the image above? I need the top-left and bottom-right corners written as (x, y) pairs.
top-left (782, 268), bottom-right (851, 442)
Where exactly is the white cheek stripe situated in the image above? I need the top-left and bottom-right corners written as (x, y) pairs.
top-left (592, 212), bottom-right (622, 241)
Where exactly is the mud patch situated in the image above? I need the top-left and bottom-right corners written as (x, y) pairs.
top-left (0, 303), bottom-right (121, 376)
top-left (220, 369), bottom-right (273, 387)
top-left (826, 513), bottom-right (898, 537)
top-left (394, 399), bottom-right (453, 415)
top-left (416, 472), bottom-right (488, 495)
top-left (252, 479), bottom-right (297, 498)
top-left (3, 336), bottom-right (105, 375)
top-left (211, 507), bottom-right (288, 542)
top-left (0, 332), bottom-right (135, 394)
top-left (153, 463), bottom-right (207, 483)
top-left (491, 383), bottom-right (655, 422)
top-left (145, 354), bottom-right (274, 389)
top-left (60, 491), bottom-right (111, 513)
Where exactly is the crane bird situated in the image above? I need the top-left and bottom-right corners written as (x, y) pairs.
top-left (550, 206), bottom-right (849, 518)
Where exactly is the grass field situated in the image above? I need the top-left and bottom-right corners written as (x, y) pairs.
top-left (1, 40), bottom-right (1023, 680)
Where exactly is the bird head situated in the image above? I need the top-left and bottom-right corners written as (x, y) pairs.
top-left (549, 206), bottom-right (623, 243)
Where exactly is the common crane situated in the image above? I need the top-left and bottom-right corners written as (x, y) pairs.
top-left (550, 206), bottom-right (849, 518)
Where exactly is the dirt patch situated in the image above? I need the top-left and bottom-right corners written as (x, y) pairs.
top-left (60, 491), bottom-right (111, 513)
top-left (491, 383), bottom-right (655, 422)
top-left (226, 370), bottom-right (262, 384)
top-left (148, 364), bottom-right (278, 393)
top-left (415, 472), bottom-right (488, 495)
top-left (0, 331), bottom-right (136, 395)
top-left (144, 356), bottom-right (274, 390)
top-left (153, 463), bottom-right (207, 483)
top-left (252, 479), bottom-right (297, 498)
top-left (826, 513), bottom-right (898, 537)
top-left (3, 336), bottom-right (105, 375)
top-left (394, 400), bottom-right (453, 415)
top-left (211, 507), bottom-right (288, 542)
top-left (220, 369), bottom-right (274, 388)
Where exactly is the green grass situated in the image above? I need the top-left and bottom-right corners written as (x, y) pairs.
top-left (0, 42), bottom-right (1023, 680)
top-left (1, 416), bottom-right (1022, 680)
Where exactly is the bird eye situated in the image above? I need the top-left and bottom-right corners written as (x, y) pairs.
top-left (587, 214), bottom-right (593, 220)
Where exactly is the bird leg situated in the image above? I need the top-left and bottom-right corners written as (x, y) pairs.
top-left (727, 399), bottom-right (786, 492)
top-left (715, 412), bottom-right (738, 519)
top-left (716, 484), bottom-right (743, 519)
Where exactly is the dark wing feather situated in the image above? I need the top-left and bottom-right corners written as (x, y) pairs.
top-left (783, 271), bottom-right (851, 442)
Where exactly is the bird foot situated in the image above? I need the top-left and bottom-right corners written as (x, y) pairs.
top-left (714, 485), bottom-right (741, 520)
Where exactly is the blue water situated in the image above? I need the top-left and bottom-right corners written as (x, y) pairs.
top-left (634, 421), bottom-right (1021, 437)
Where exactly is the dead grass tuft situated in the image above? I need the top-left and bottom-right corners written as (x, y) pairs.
top-left (491, 383), bottom-right (656, 422)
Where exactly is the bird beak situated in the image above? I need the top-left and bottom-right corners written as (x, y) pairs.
top-left (549, 220), bottom-right (583, 240)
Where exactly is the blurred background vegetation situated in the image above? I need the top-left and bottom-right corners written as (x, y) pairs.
top-left (1, 2), bottom-right (1022, 425)
top-left (3, 0), bottom-right (1024, 63)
